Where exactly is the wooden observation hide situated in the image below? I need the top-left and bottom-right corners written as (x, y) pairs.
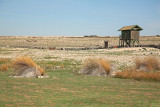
top-left (118, 25), bottom-right (143, 47)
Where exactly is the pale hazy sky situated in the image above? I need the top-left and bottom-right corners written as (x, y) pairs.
top-left (0, 0), bottom-right (160, 36)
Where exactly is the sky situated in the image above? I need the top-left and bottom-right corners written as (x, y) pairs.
top-left (0, 0), bottom-right (160, 36)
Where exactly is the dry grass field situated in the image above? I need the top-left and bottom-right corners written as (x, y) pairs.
top-left (0, 36), bottom-right (160, 48)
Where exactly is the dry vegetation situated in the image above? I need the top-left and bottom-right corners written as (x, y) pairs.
top-left (98, 58), bottom-right (111, 75)
top-left (12, 56), bottom-right (45, 78)
top-left (115, 56), bottom-right (160, 81)
top-left (0, 58), bottom-right (11, 71)
top-left (0, 64), bottom-right (11, 71)
top-left (79, 58), bottom-right (116, 76)
top-left (115, 67), bottom-right (160, 82)
top-left (135, 56), bottom-right (160, 71)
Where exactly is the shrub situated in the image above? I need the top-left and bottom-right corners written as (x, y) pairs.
top-left (79, 58), bottom-right (111, 76)
top-left (135, 56), bottom-right (160, 71)
top-left (12, 56), bottom-right (45, 78)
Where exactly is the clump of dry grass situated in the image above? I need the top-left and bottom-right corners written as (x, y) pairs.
top-left (37, 66), bottom-right (45, 76)
top-left (115, 56), bottom-right (160, 82)
top-left (135, 56), bottom-right (160, 71)
top-left (12, 56), bottom-right (45, 78)
top-left (0, 58), bottom-right (11, 71)
top-left (13, 56), bottom-right (37, 68)
top-left (97, 58), bottom-right (111, 75)
top-left (79, 58), bottom-right (112, 76)
top-left (0, 63), bottom-right (11, 71)
top-left (115, 67), bottom-right (160, 82)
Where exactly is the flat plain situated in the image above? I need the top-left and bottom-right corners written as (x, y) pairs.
top-left (0, 36), bottom-right (160, 106)
top-left (0, 36), bottom-right (160, 48)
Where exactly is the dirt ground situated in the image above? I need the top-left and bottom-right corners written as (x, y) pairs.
top-left (0, 36), bottom-right (160, 68)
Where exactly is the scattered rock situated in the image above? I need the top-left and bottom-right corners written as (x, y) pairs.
top-left (38, 75), bottom-right (49, 78)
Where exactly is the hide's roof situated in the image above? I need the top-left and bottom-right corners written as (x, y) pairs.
top-left (119, 25), bottom-right (143, 31)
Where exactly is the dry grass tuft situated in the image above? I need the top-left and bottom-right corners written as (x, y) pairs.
top-left (0, 64), bottom-right (11, 71)
top-left (37, 66), bottom-right (45, 76)
top-left (115, 67), bottom-right (160, 82)
top-left (116, 56), bottom-right (160, 82)
top-left (13, 56), bottom-right (37, 68)
top-left (83, 58), bottom-right (101, 71)
top-left (0, 58), bottom-right (11, 71)
top-left (12, 56), bottom-right (45, 77)
top-left (135, 56), bottom-right (160, 71)
top-left (79, 58), bottom-right (111, 76)
top-left (98, 58), bottom-right (111, 75)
